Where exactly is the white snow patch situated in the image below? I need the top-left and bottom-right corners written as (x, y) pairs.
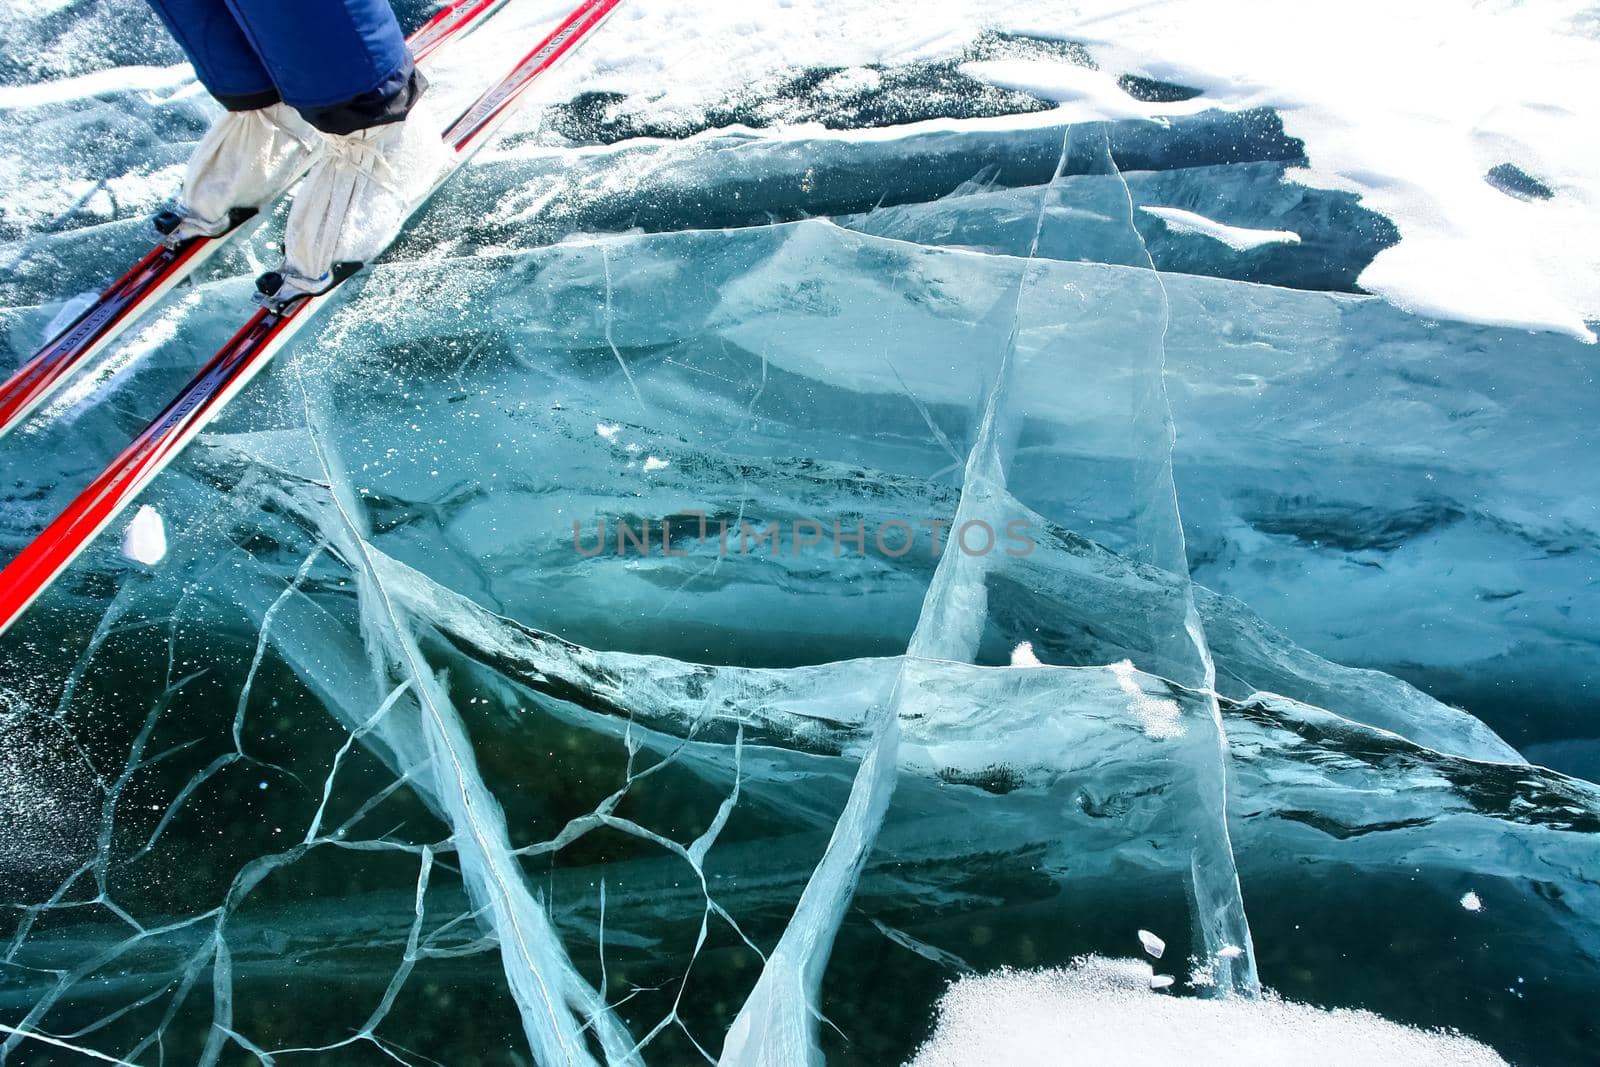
top-left (816, 67), bottom-right (882, 98)
top-left (959, 59), bottom-right (1182, 123)
top-left (1138, 929), bottom-right (1165, 959)
top-left (908, 958), bottom-right (1508, 1066)
top-left (475, 0), bottom-right (1600, 339)
top-left (1461, 891), bottom-right (1484, 913)
top-left (984, 0), bottom-right (1600, 342)
top-left (499, 0), bottom-right (1600, 338)
top-left (1109, 659), bottom-right (1183, 739)
top-left (0, 162), bottom-right (186, 236)
top-left (0, 64), bottom-right (192, 109)
top-left (642, 456), bottom-right (671, 472)
top-left (595, 422), bottom-right (621, 442)
top-left (1009, 641), bottom-right (1042, 667)
top-left (7, 0), bottom-right (77, 13)
top-left (1140, 206), bottom-right (1302, 251)
top-left (120, 505), bottom-right (167, 566)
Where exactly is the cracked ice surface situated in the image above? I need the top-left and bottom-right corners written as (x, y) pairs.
top-left (3, 2), bottom-right (1600, 1065)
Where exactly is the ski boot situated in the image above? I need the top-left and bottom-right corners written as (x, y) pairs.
top-left (255, 97), bottom-right (449, 311)
top-left (154, 103), bottom-right (320, 246)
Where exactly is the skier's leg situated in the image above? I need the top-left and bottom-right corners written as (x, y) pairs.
top-left (234, 1), bottom-right (448, 305)
top-left (144, 0), bottom-right (320, 240)
top-left (221, 0), bottom-right (425, 134)
top-left (145, 0), bottom-right (276, 110)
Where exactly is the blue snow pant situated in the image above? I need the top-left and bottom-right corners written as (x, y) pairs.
top-left (145, 0), bottom-right (423, 134)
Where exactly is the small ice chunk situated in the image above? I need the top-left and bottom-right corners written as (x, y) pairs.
top-left (1217, 945), bottom-right (1244, 959)
top-left (1138, 929), bottom-right (1165, 959)
top-left (1010, 641), bottom-right (1042, 667)
top-left (595, 422), bottom-right (621, 442)
top-left (643, 456), bottom-right (671, 472)
top-left (1150, 973), bottom-right (1175, 990)
top-left (1140, 206), bottom-right (1302, 251)
top-left (1461, 891), bottom-right (1484, 912)
top-left (120, 505), bottom-right (167, 565)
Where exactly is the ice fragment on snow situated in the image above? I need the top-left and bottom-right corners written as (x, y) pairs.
top-left (1461, 891), bottom-right (1484, 912)
top-left (1150, 973), bottom-right (1175, 990)
top-left (1138, 929), bottom-right (1165, 959)
top-left (120, 505), bottom-right (167, 565)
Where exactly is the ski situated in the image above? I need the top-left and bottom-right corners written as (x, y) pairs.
top-left (0, 0), bottom-right (509, 443)
top-left (0, 0), bottom-right (620, 638)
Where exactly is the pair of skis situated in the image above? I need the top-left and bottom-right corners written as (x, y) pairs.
top-left (0, 0), bottom-right (621, 637)
top-left (0, 0), bottom-right (505, 441)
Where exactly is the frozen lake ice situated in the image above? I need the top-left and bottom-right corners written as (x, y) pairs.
top-left (1, 1), bottom-right (1597, 1063)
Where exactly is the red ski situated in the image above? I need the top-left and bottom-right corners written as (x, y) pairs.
top-left (0, 0), bottom-right (620, 638)
top-left (0, 0), bottom-right (508, 443)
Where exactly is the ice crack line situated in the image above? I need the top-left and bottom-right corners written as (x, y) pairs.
top-left (720, 128), bottom-right (1076, 1067)
top-left (285, 349), bottom-right (638, 1065)
top-left (1099, 128), bottom-right (1259, 997)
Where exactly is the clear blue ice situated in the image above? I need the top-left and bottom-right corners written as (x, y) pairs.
top-left (0, 3), bottom-right (1597, 1064)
